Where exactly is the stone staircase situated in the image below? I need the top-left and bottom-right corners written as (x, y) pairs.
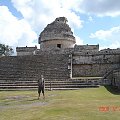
top-left (45, 78), bottom-right (100, 90)
top-left (0, 78), bottom-right (100, 90)
top-left (0, 54), bottom-right (69, 90)
top-left (0, 54), bottom-right (100, 90)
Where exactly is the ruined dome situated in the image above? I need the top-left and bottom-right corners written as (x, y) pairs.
top-left (38, 17), bottom-right (76, 50)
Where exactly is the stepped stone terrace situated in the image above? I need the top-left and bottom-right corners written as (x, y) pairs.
top-left (0, 17), bottom-right (120, 90)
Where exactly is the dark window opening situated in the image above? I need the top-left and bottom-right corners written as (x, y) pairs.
top-left (57, 44), bottom-right (61, 48)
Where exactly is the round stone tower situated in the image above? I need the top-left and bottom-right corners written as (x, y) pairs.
top-left (38, 17), bottom-right (76, 50)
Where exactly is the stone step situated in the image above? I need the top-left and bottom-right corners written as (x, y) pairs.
top-left (0, 82), bottom-right (99, 86)
top-left (0, 79), bottom-right (99, 86)
top-left (0, 77), bottom-right (69, 81)
top-left (0, 69), bottom-right (68, 73)
top-left (0, 84), bottom-right (99, 89)
top-left (0, 78), bottom-right (38, 80)
top-left (0, 78), bottom-right (99, 83)
top-left (0, 86), bottom-right (99, 89)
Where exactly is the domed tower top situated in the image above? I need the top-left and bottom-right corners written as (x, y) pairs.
top-left (39, 17), bottom-right (76, 50)
top-left (55, 17), bottom-right (68, 23)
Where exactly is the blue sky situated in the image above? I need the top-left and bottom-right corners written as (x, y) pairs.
top-left (0, 0), bottom-right (120, 50)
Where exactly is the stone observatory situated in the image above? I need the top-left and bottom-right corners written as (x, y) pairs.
top-left (38, 17), bottom-right (76, 50)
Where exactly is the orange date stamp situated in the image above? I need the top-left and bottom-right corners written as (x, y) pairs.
top-left (99, 106), bottom-right (120, 112)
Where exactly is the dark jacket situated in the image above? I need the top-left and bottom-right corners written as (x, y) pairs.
top-left (38, 79), bottom-right (44, 88)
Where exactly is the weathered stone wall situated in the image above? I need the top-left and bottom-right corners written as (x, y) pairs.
top-left (72, 54), bottom-right (120, 64)
top-left (74, 44), bottom-right (99, 52)
top-left (72, 49), bottom-right (120, 77)
top-left (40, 39), bottom-right (75, 50)
top-left (16, 46), bottom-right (37, 56)
top-left (36, 47), bottom-right (74, 55)
top-left (112, 69), bottom-right (120, 88)
top-left (40, 32), bottom-right (75, 42)
top-left (72, 63), bottom-right (119, 77)
top-left (17, 52), bottom-right (35, 56)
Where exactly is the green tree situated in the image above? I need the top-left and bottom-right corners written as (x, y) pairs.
top-left (0, 43), bottom-right (14, 56)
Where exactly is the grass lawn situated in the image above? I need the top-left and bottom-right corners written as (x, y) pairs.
top-left (0, 86), bottom-right (120, 120)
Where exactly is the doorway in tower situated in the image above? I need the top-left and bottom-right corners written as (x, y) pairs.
top-left (57, 44), bottom-right (61, 48)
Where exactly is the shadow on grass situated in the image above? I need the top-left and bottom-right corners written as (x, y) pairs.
top-left (104, 85), bottom-right (120, 95)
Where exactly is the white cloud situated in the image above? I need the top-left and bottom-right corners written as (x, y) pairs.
top-left (89, 26), bottom-right (120, 49)
top-left (100, 41), bottom-right (120, 50)
top-left (88, 16), bottom-right (94, 22)
top-left (74, 0), bottom-right (120, 17)
top-left (75, 35), bottom-right (84, 45)
top-left (11, 0), bottom-right (83, 32)
top-left (0, 6), bottom-right (37, 48)
top-left (71, 29), bottom-right (83, 45)
top-left (90, 30), bottom-right (112, 40)
top-left (90, 26), bottom-right (120, 40)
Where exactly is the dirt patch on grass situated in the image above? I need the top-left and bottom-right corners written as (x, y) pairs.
top-left (5, 95), bottom-right (30, 100)
top-left (0, 95), bottom-right (49, 110)
top-left (0, 101), bottom-right (48, 110)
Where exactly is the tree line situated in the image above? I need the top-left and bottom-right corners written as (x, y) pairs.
top-left (0, 43), bottom-right (14, 56)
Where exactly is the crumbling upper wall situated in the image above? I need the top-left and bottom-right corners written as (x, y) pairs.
top-left (16, 46), bottom-right (37, 56)
top-left (74, 44), bottom-right (99, 52)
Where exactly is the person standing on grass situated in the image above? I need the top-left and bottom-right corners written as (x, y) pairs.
top-left (38, 75), bottom-right (45, 99)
